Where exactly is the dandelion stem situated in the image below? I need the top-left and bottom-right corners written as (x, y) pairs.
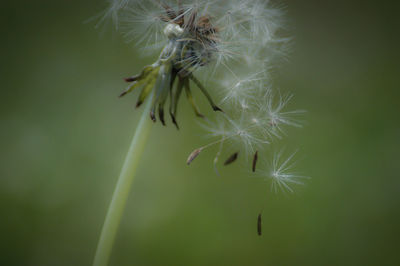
top-left (93, 93), bottom-right (154, 266)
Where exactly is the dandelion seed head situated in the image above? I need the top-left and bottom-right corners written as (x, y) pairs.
top-left (101, 0), bottom-right (306, 189)
top-left (105, 0), bottom-right (289, 69)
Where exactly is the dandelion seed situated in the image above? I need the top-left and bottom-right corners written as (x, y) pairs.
top-left (223, 152), bottom-right (238, 166)
top-left (257, 213), bottom-right (262, 236)
top-left (266, 150), bottom-right (308, 193)
top-left (203, 109), bottom-right (270, 157)
top-left (252, 151), bottom-right (258, 172)
top-left (187, 148), bottom-right (203, 165)
top-left (220, 71), bottom-right (265, 106)
top-left (264, 92), bottom-right (306, 135)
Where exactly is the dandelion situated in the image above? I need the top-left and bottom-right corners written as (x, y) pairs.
top-left (93, 1), bottom-right (306, 265)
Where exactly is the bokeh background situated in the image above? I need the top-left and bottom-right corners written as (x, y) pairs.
top-left (1, 0), bottom-right (399, 265)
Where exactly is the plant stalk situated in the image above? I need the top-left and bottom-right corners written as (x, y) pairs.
top-left (93, 94), bottom-right (154, 266)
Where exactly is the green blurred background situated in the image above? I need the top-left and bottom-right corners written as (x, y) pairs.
top-left (1, 0), bottom-right (399, 265)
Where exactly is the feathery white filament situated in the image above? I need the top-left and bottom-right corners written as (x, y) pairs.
top-left (268, 150), bottom-right (307, 193)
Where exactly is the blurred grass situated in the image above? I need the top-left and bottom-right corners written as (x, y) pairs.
top-left (0, 0), bottom-right (399, 265)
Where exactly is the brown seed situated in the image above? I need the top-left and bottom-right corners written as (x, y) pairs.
top-left (224, 152), bottom-right (238, 166)
top-left (187, 148), bottom-right (203, 165)
top-left (252, 151), bottom-right (258, 172)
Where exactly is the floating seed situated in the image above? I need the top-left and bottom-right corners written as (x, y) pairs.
top-left (224, 152), bottom-right (238, 166)
top-left (187, 148), bottom-right (203, 165)
top-left (252, 151), bottom-right (258, 172)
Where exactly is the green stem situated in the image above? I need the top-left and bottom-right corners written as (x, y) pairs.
top-left (93, 95), bottom-right (153, 266)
